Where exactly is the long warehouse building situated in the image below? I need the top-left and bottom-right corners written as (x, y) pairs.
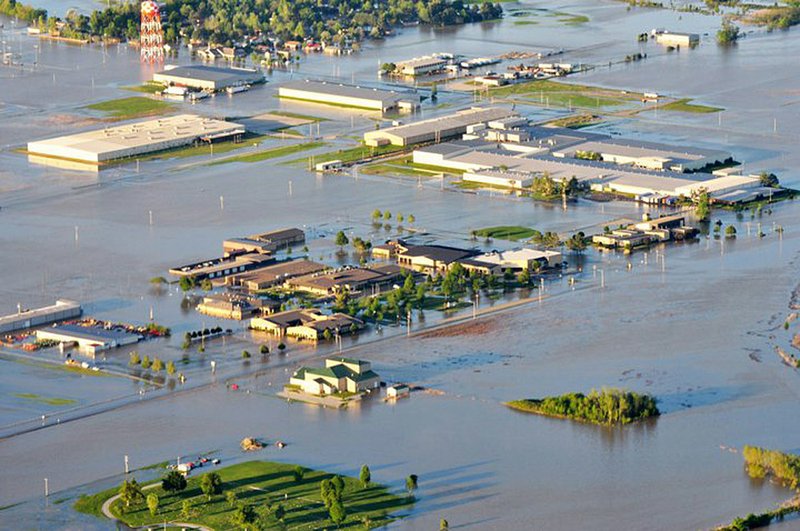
top-left (27, 114), bottom-right (245, 164)
top-left (153, 65), bottom-right (266, 91)
top-left (278, 80), bottom-right (420, 112)
top-left (0, 299), bottom-right (82, 335)
top-left (364, 107), bottom-right (519, 147)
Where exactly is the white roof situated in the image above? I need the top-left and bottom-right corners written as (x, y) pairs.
top-left (476, 249), bottom-right (561, 266)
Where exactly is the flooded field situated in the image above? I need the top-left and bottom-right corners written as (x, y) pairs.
top-left (1, 0), bottom-right (800, 529)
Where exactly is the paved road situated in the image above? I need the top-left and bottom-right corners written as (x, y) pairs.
top-left (100, 483), bottom-right (213, 531)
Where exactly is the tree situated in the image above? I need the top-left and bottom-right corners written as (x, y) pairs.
top-left (441, 518), bottom-right (450, 530)
top-left (119, 478), bottom-right (144, 509)
top-left (166, 360), bottom-right (176, 375)
top-left (293, 465), bottom-right (305, 482)
top-left (371, 208), bottom-right (382, 221)
top-left (335, 230), bottom-right (349, 248)
top-left (277, 342), bottom-right (286, 352)
top-left (201, 472), bottom-right (223, 500)
top-left (200, 278), bottom-right (213, 291)
top-left (759, 171), bottom-right (779, 188)
top-left (717, 18), bottom-right (740, 45)
top-left (383, 210), bottom-right (392, 220)
top-left (406, 474), bottom-right (418, 493)
top-left (695, 189), bottom-right (711, 221)
top-left (407, 214), bottom-right (415, 224)
top-left (146, 493), bottom-right (159, 516)
top-left (226, 490), bottom-right (238, 507)
top-left (518, 268), bottom-right (531, 286)
top-left (329, 501), bottom-right (347, 526)
top-left (162, 470), bottom-right (187, 493)
top-left (273, 503), bottom-right (286, 523)
top-left (260, 345), bottom-right (269, 354)
top-left (141, 355), bottom-right (151, 369)
top-left (181, 499), bottom-right (192, 519)
top-left (565, 232), bottom-right (587, 253)
top-left (129, 352), bottom-right (140, 366)
top-left (359, 465), bottom-right (371, 488)
top-left (725, 225), bottom-right (737, 237)
top-left (152, 357), bottom-right (163, 372)
top-left (242, 349), bottom-right (251, 359)
top-left (232, 503), bottom-right (257, 529)
top-left (179, 275), bottom-right (196, 292)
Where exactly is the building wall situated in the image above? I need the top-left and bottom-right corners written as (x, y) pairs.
top-left (278, 87), bottom-right (391, 111)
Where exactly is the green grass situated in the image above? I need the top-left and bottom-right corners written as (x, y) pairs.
top-left (513, 20), bottom-right (539, 25)
top-left (490, 80), bottom-right (639, 109)
top-left (137, 133), bottom-right (269, 162)
top-left (474, 226), bottom-right (537, 241)
top-left (13, 392), bottom-right (77, 406)
top-left (0, 355), bottom-right (110, 377)
top-left (85, 97), bottom-right (174, 119)
top-left (361, 162), bottom-right (433, 177)
top-left (286, 143), bottom-right (405, 166)
top-left (544, 113), bottom-right (602, 129)
top-left (77, 460), bottom-right (412, 530)
top-left (279, 95), bottom-right (382, 111)
top-left (654, 98), bottom-right (722, 113)
top-left (211, 141), bottom-right (326, 165)
top-left (122, 82), bottom-right (165, 94)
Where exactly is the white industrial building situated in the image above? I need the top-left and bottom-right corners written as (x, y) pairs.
top-left (278, 80), bottom-right (420, 112)
top-left (463, 169), bottom-right (533, 189)
top-left (655, 32), bottom-right (700, 47)
top-left (0, 299), bottom-right (82, 334)
top-left (36, 324), bottom-right (142, 356)
top-left (153, 65), bottom-right (265, 91)
top-left (395, 55), bottom-right (449, 76)
top-left (27, 114), bottom-right (245, 164)
top-left (364, 107), bottom-right (518, 146)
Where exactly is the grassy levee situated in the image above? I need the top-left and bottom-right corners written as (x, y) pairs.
top-left (474, 226), bottom-right (537, 240)
top-left (653, 98), bottom-right (722, 113)
top-left (76, 460), bottom-right (412, 530)
top-left (489, 80), bottom-right (641, 109)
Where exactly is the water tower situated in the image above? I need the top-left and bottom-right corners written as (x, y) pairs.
top-left (140, 1), bottom-right (164, 63)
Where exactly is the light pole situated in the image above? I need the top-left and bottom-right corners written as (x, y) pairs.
top-left (600, 269), bottom-right (605, 288)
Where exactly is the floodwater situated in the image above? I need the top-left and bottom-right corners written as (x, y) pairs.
top-left (1, 0), bottom-right (800, 529)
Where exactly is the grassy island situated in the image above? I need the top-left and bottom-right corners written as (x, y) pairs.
top-left (506, 388), bottom-right (659, 426)
top-left (75, 460), bottom-right (412, 530)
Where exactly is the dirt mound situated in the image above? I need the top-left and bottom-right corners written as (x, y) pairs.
top-left (417, 317), bottom-right (501, 338)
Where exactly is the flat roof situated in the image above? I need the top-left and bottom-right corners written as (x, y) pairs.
top-left (40, 324), bottom-right (140, 343)
top-left (400, 244), bottom-right (478, 263)
top-left (280, 80), bottom-right (420, 105)
top-left (28, 114), bottom-right (245, 162)
top-left (397, 56), bottom-right (448, 68)
top-left (0, 299), bottom-right (81, 329)
top-left (367, 107), bottom-right (517, 142)
top-left (155, 65), bottom-right (264, 84)
top-left (236, 259), bottom-right (327, 283)
top-left (250, 227), bottom-right (305, 242)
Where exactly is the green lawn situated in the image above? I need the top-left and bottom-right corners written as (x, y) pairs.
top-left (286, 143), bottom-right (404, 166)
top-left (361, 162), bottom-right (434, 177)
top-left (474, 226), bottom-right (537, 240)
top-left (211, 141), bottom-right (326, 165)
top-left (13, 392), bottom-right (76, 406)
top-left (76, 460), bottom-right (412, 530)
top-left (122, 82), bottom-right (165, 94)
top-left (137, 133), bottom-right (269, 162)
top-left (654, 98), bottom-right (722, 113)
top-left (490, 80), bottom-right (639, 109)
top-left (85, 97), bottom-right (174, 119)
top-left (269, 111), bottom-right (327, 122)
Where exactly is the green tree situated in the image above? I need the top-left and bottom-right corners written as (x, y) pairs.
top-left (260, 344), bottom-right (269, 354)
top-left (759, 171), bottom-right (779, 188)
top-left (371, 208), bottom-right (382, 221)
top-left (232, 503), bottom-right (257, 528)
top-left (273, 503), bottom-right (286, 522)
top-left (329, 500), bottom-right (347, 526)
top-left (406, 474), bottom-right (418, 493)
top-left (141, 355), bottom-right (151, 369)
top-left (146, 492), bottom-right (159, 516)
top-left (717, 18), bottom-right (740, 45)
top-left (383, 210), bottom-right (392, 220)
top-left (277, 342), bottom-right (286, 352)
top-left (166, 360), bottom-right (176, 375)
top-left (242, 350), bottom-right (251, 359)
top-left (226, 490), bottom-right (238, 507)
top-left (201, 472), bottom-right (223, 500)
top-left (407, 214), bottom-right (415, 224)
top-left (359, 464), bottom-right (371, 488)
top-left (180, 499), bottom-right (192, 519)
top-left (441, 518), bottom-right (450, 530)
top-left (565, 232), bottom-right (587, 253)
top-left (292, 465), bottom-right (305, 482)
top-left (162, 470), bottom-right (187, 493)
top-left (200, 278), bottom-right (213, 291)
top-left (129, 352), bottom-right (141, 366)
top-left (151, 357), bottom-right (163, 372)
top-left (119, 478), bottom-right (144, 509)
top-left (179, 275), bottom-right (196, 292)
top-left (695, 189), bottom-right (711, 222)
top-left (335, 230), bottom-right (349, 248)
top-left (725, 225), bottom-right (737, 237)
top-left (518, 268), bottom-right (531, 286)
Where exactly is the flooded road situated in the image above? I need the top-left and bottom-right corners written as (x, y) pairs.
top-left (2, 0), bottom-right (800, 529)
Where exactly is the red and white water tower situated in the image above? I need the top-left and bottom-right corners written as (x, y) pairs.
top-left (140, 1), bottom-right (164, 63)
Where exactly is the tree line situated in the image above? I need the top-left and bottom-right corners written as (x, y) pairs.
top-left (3, 0), bottom-right (503, 47)
top-left (507, 388), bottom-right (660, 425)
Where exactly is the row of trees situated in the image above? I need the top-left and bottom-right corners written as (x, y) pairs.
top-left (129, 352), bottom-right (176, 375)
top-left (508, 388), bottom-right (660, 425)
top-left (6, 0), bottom-right (502, 47)
top-left (742, 445), bottom-right (800, 489)
top-left (371, 209), bottom-right (415, 224)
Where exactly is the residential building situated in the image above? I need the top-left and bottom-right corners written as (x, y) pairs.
top-left (284, 264), bottom-right (404, 296)
top-left (228, 259), bottom-right (327, 291)
top-left (289, 357), bottom-right (381, 395)
top-left (250, 309), bottom-right (362, 340)
top-left (397, 244), bottom-right (478, 273)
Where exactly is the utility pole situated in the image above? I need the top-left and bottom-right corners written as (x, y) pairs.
top-left (44, 478), bottom-right (49, 497)
top-left (125, 455), bottom-right (129, 475)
